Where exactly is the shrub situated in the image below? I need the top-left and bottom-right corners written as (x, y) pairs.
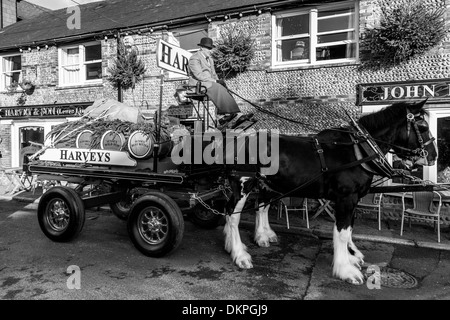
top-left (360, 1), bottom-right (447, 69)
top-left (107, 40), bottom-right (146, 90)
top-left (212, 26), bottom-right (256, 79)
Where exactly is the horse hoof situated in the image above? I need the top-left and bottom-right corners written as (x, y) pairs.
top-left (349, 254), bottom-right (362, 270)
top-left (333, 263), bottom-right (365, 285)
top-left (256, 239), bottom-right (270, 247)
top-left (346, 277), bottom-right (364, 285)
top-left (236, 259), bottom-right (253, 269)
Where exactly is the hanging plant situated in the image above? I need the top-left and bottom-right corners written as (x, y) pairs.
top-left (360, 1), bottom-right (447, 69)
top-left (212, 26), bottom-right (256, 79)
top-left (6, 78), bottom-right (36, 106)
top-left (107, 39), bottom-right (147, 91)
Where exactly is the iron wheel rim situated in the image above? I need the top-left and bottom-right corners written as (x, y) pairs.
top-left (46, 198), bottom-right (70, 232)
top-left (138, 206), bottom-right (169, 245)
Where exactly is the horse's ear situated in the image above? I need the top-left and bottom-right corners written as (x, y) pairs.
top-left (410, 99), bottom-right (428, 113)
top-left (416, 98), bottom-right (428, 109)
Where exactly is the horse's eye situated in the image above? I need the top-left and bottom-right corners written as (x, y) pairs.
top-left (417, 120), bottom-right (429, 131)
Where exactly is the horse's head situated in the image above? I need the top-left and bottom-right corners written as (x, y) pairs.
top-left (396, 100), bottom-right (437, 166)
top-left (359, 99), bottom-right (438, 167)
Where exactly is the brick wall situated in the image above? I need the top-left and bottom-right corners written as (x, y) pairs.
top-left (0, 125), bottom-right (11, 167)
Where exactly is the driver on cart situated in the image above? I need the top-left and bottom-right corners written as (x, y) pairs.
top-left (187, 37), bottom-right (254, 129)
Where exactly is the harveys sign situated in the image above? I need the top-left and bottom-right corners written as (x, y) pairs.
top-left (0, 102), bottom-right (91, 119)
top-left (157, 39), bottom-right (192, 76)
top-left (358, 79), bottom-right (450, 105)
top-left (39, 148), bottom-right (137, 167)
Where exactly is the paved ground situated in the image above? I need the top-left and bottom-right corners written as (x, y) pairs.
top-left (1, 195), bottom-right (450, 302)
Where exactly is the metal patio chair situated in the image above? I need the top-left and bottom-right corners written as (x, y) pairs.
top-left (357, 193), bottom-right (383, 230)
top-left (401, 191), bottom-right (442, 243)
top-left (278, 197), bottom-right (309, 229)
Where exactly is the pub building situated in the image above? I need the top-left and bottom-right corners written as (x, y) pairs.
top-left (0, 0), bottom-right (449, 222)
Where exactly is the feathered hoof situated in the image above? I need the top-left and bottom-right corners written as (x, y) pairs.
top-left (349, 254), bottom-right (364, 270)
top-left (255, 230), bottom-right (278, 247)
top-left (235, 252), bottom-right (253, 269)
top-left (255, 235), bottom-right (270, 248)
top-left (333, 263), bottom-right (365, 285)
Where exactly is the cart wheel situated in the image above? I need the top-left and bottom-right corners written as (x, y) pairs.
top-left (189, 200), bottom-right (224, 229)
top-left (127, 191), bottom-right (184, 257)
top-left (37, 186), bottom-right (85, 242)
top-left (110, 201), bottom-right (131, 221)
top-left (110, 187), bottom-right (146, 221)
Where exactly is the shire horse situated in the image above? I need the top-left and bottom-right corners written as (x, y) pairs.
top-left (223, 100), bottom-right (437, 284)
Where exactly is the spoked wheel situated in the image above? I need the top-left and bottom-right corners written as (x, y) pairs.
top-left (188, 199), bottom-right (225, 229)
top-left (110, 200), bottom-right (132, 221)
top-left (110, 187), bottom-right (146, 221)
top-left (37, 186), bottom-right (85, 242)
top-left (127, 191), bottom-right (184, 257)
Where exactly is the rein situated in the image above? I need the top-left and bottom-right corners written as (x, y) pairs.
top-left (228, 152), bottom-right (379, 215)
top-left (371, 109), bottom-right (435, 162)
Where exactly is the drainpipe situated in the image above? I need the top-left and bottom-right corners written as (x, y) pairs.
top-left (116, 32), bottom-right (123, 102)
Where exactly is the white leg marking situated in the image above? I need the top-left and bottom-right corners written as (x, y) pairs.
top-left (223, 177), bottom-right (253, 269)
top-left (254, 203), bottom-right (278, 247)
top-left (348, 228), bottom-right (364, 267)
top-left (332, 225), bottom-right (364, 284)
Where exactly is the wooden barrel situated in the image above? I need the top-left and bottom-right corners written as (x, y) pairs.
top-left (128, 130), bottom-right (154, 159)
top-left (76, 130), bottom-right (94, 149)
top-left (100, 130), bottom-right (125, 151)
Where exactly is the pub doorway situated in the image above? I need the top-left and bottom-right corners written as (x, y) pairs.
top-left (19, 126), bottom-right (44, 167)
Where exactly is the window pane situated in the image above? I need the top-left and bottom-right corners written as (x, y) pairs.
top-left (178, 29), bottom-right (208, 51)
top-left (3, 71), bottom-right (21, 88)
top-left (318, 15), bottom-right (354, 33)
top-left (85, 44), bottom-right (101, 61)
top-left (437, 117), bottom-right (450, 183)
top-left (10, 71), bottom-right (21, 83)
top-left (86, 62), bottom-right (102, 80)
top-left (318, 6), bottom-right (354, 18)
top-left (316, 43), bottom-right (356, 61)
top-left (277, 38), bottom-right (310, 61)
top-left (66, 48), bottom-right (79, 65)
top-left (318, 31), bottom-right (355, 43)
top-left (5, 55), bottom-right (21, 71)
top-left (277, 14), bottom-right (309, 36)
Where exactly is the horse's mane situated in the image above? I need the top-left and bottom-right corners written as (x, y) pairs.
top-left (358, 102), bottom-right (416, 131)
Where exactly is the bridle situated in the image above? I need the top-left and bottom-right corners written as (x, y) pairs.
top-left (393, 109), bottom-right (435, 162)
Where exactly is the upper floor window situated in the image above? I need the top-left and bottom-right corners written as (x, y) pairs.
top-left (171, 25), bottom-right (208, 52)
top-left (1, 54), bottom-right (22, 91)
top-left (167, 25), bottom-right (208, 79)
top-left (58, 42), bottom-right (102, 86)
top-left (272, 1), bottom-right (358, 68)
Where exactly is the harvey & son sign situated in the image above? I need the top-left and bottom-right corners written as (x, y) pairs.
top-left (357, 79), bottom-right (450, 105)
top-left (0, 102), bottom-right (91, 120)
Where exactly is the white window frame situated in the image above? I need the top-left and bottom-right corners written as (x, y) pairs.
top-left (0, 53), bottom-right (22, 92)
top-left (58, 41), bottom-right (102, 87)
top-left (271, 0), bottom-right (358, 69)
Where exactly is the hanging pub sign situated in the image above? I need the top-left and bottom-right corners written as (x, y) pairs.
top-left (357, 78), bottom-right (450, 105)
top-left (157, 39), bottom-right (192, 76)
top-left (0, 102), bottom-right (92, 119)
